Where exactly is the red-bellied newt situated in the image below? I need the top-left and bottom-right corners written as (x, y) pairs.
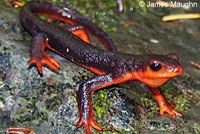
top-left (19, 1), bottom-right (183, 134)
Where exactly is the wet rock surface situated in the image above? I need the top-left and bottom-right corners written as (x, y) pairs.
top-left (0, 0), bottom-right (200, 134)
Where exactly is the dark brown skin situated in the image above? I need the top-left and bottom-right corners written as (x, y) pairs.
top-left (19, 1), bottom-right (183, 134)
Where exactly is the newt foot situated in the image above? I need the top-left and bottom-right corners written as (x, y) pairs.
top-left (77, 117), bottom-right (102, 134)
top-left (159, 102), bottom-right (182, 117)
top-left (28, 52), bottom-right (60, 75)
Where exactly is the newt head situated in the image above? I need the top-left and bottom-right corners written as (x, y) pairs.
top-left (133, 53), bottom-right (183, 87)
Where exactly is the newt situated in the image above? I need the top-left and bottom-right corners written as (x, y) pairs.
top-left (19, 1), bottom-right (183, 134)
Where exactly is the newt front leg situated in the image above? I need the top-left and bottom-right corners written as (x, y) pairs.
top-left (149, 87), bottom-right (182, 117)
top-left (28, 33), bottom-right (60, 75)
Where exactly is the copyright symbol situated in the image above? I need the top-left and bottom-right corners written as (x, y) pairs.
top-left (139, 1), bottom-right (145, 7)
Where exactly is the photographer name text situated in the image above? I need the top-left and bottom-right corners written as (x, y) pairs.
top-left (147, 1), bottom-right (197, 8)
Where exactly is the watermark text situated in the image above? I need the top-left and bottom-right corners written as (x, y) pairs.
top-left (139, 1), bottom-right (198, 8)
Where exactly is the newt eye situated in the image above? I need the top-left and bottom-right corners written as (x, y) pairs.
top-left (150, 62), bottom-right (162, 71)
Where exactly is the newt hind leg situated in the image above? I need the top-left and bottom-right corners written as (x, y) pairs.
top-left (67, 25), bottom-right (91, 44)
top-left (28, 33), bottom-right (60, 75)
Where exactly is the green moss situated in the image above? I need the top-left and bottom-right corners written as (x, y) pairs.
top-left (67, 0), bottom-right (149, 32)
top-left (0, 97), bottom-right (5, 104)
top-left (140, 93), bottom-right (159, 117)
top-left (139, 81), bottom-right (190, 117)
top-left (14, 80), bottom-right (67, 124)
top-left (173, 94), bottom-right (189, 112)
top-left (15, 103), bottom-right (48, 125)
top-left (93, 90), bottom-right (111, 122)
top-left (10, 0), bottom-right (149, 32)
top-left (194, 123), bottom-right (200, 134)
top-left (120, 129), bottom-right (137, 134)
top-left (93, 89), bottom-right (138, 133)
top-left (45, 95), bottom-right (63, 111)
top-left (161, 82), bottom-right (190, 113)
